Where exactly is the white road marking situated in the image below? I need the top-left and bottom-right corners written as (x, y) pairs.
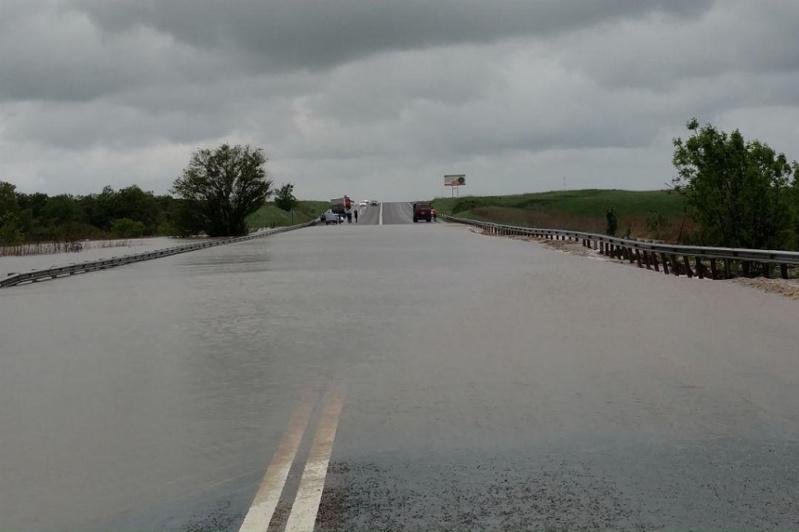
top-left (378, 202), bottom-right (383, 225)
top-left (284, 384), bottom-right (346, 532)
top-left (238, 391), bottom-right (316, 532)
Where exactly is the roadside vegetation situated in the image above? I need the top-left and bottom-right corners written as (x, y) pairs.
top-left (172, 144), bottom-right (273, 237)
top-left (246, 200), bottom-right (328, 229)
top-left (0, 144), bottom-right (322, 252)
top-left (0, 181), bottom-right (185, 246)
top-left (435, 120), bottom-right (799, 249)
top-left (433, 189), bottom-right (689, 241)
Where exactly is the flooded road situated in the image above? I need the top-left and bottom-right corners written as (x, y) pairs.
top-left (2, 213), bottom-right (798, 531)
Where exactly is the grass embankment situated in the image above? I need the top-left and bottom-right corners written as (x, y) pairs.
top-left (246, 201), bottom-right (329, 229)
top-left (432, 189), bottom-right (690, 241)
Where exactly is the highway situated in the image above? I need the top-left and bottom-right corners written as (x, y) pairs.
top-left (353, 202), bottom-right (418, 225)
top-left (1, 203), bottom-right (798, 531)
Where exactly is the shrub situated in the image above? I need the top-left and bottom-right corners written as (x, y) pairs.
top-left (111, 218), bottom-right (145, 238)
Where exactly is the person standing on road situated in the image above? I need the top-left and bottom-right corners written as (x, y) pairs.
top-left (354, 209), bottom-right (359, 223)
top-left (431, 208), bottom-right (437, 222)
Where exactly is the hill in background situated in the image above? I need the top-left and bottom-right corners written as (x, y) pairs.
top-left (433, 189), bottom-right (689, 241)
top-left (246, 200), bottom-right (329, 229)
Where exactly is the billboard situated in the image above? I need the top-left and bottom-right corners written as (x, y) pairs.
top-left (444, 174), bottom-right (466, 186)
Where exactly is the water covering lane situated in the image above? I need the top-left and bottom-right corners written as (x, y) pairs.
top-left (2, 223), bottom-right (799, 531)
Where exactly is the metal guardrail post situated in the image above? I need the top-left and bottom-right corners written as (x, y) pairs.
top-left (441, 214), bottom-right (798, 280)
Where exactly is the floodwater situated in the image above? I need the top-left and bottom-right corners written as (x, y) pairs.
top-left (1, 208), bottom-right (798, 531)
top-left (0, 237), bottom-right (184, 277)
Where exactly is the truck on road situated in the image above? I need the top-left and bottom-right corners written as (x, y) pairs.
top-left (413, 202), bottom-right (433, 223)
top-left (330, 196), bottom-right (352, 215)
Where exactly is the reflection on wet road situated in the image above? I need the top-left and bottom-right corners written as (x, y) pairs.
top-left (1, 222), bottom-right (799, 531)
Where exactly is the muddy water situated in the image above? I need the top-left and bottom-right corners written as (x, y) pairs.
top-left (1, 219), bottom-right (798, 531)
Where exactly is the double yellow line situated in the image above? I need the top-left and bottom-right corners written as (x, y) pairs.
top-left (239, 383), bottom-right (345, 532)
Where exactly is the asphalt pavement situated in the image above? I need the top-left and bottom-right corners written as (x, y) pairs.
top-left (1, 214), bottom-right (798, 531)
top-left (356, 204), bottom-right (379, 225)
top-left (380, 202), bottom-right (413, 224)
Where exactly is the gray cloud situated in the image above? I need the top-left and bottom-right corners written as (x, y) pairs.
top-left (75, 0), bottom-right (709, 70)
top-left (1, 0), bottom-right (798, 201)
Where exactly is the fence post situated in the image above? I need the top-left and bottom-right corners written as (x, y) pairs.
top-left (683, 256), bottom-right (693, 278)
top-left (695, 257), bottom-right (704, 279)
top-left (661, 253), bottom-right (669, 274)
top-left (781, 263), bottom-right (789, 279)
top-left (672, 255), bottom-right (681, 276)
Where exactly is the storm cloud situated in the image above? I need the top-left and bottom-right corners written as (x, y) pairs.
top-left (1, 0), bottom-right (798, 200)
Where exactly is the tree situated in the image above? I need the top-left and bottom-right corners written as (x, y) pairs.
top-left (110, 218), bottom-right (145, 238)
top-left (0, 181), bottom-right (19, 217)
top-left (0, 213), bottom-right (24, 246)
top-left (0, 182), bottom-right (26, 245)
top-left (673, 118), bottom-right (798, 250)
top-left (274, 183), bottom-right (298, 212)
top-left (605, 208), bottom-right (618, 236)
top-left (172, 144), bottom-right (272, 236)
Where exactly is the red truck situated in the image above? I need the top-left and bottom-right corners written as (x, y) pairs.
top-left (413, 202), bottom-right (433, 223)
top-left (330, 195), bottom-right (352, 215)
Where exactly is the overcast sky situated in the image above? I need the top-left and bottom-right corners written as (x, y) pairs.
top-left (2, 0), bottom-right (799, 201)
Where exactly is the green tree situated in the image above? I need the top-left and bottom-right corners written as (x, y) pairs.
top-left (673, 118), bottom-right (798, 249)
top-left (172, 144), bottom-right (272, 236)
top-left (274, 183), bottom-right (298, 212)
top-left (0, 213), bottom-right (25, 246)
top-left (110, 218), bottom-right (145, 238)
top-left (0, 181), bottom-right (18, 216)
top-left (0, 182), bottom-right (26, 245)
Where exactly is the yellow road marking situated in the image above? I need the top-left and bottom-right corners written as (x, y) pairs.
top-left (284, 384), bottom-right (346, 532)
top-left (238, 390), bottom-right (316, 532)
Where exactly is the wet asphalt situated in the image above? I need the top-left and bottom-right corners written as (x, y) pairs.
top-left (1, 203), bottom-right (798, 531)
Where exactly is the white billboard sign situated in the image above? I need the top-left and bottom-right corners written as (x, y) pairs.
top-left (444, 174), bottom-right (466, 186)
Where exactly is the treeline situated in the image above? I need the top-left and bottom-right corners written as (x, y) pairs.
top-left (0, 182), bottom-right (194, 244)
top-left (1, 144), bottom-right (294, 245)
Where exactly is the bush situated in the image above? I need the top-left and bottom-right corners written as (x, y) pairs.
top-left (605, 208), bottom-right (618, 236)
top-left (111, 218), bottom-right (145, 238)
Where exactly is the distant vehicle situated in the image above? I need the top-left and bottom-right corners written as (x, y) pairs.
top-left (320, 210), bottom-right (343, 225)
top-left (370, 200), bottom-right (379, 206)
top-left (359, 201), bottom-right (368, 207)
top-left (330, 196), bottom-right (352, 215)
top-left (413, 202), bottom-right (433, 223)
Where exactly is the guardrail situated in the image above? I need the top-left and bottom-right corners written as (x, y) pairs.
top-left (0, 220), bottom-right (316, 289)
top-left (442, 215), bottom-right (799, 280)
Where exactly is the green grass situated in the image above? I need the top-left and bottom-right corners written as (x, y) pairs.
top-left (246, 200), bottom-right (329, 229)
top-left (432, 189), bottom-right (690, 241)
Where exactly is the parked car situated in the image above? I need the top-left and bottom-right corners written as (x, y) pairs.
top-left (413, 202), bottom-right (433, 222)
top-left (320, 210), bottom-right (343, 224)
